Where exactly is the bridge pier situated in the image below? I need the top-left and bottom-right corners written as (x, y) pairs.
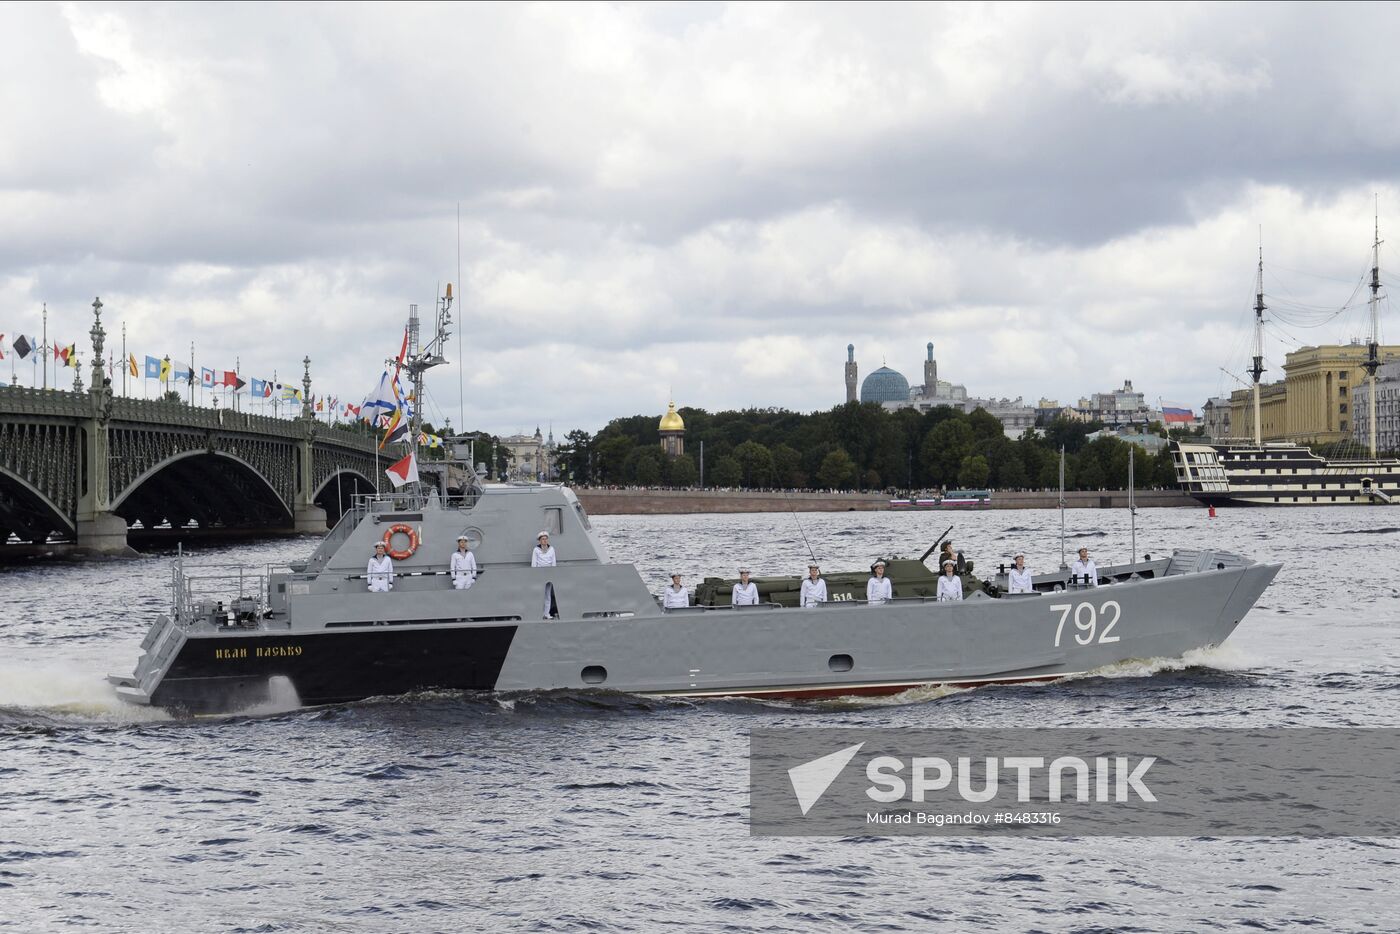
top-left (76, 511), bottom-right (138, 557)
top-left (294, 503), bottom-right (328, 534)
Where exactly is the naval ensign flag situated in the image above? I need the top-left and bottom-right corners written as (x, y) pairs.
top-left (385, 452), bottom-right (419, 488)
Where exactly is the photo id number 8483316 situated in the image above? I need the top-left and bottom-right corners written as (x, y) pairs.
top-left (1049, 601), bottom-right (1121, 647)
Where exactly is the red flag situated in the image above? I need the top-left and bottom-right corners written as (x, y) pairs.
top-left (223, 370), bottom-right (237, 386)
top-left (385, 452), bottom-right (418, 488)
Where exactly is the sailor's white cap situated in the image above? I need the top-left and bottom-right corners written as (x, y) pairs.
top-left (373, 542), bottom-right (386, 551)
top-left (670, 572), bottom-right (681, 578)
top-left (941, 558), bottom-right (956, 567)
top-left (537, 530), bottom-right (550, 540)
top-left (872, 559), bottom-right (887, 568)
top-left (457, 534), bottom-right (469, 542)
top-left (808, 562), bottom-right (820, 569)
top-left (738, 567), bottom-right (751, 573)
top-left (1012, 551), bottom-right (1024, 559)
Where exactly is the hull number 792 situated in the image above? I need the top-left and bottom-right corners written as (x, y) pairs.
top-left (1050, 601), bottom-right (1122, 647)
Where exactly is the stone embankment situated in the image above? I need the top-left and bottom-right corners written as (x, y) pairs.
top-left (576, 488), bottom-right (1196, 515)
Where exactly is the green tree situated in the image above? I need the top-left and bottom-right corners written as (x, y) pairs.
top-left (733, 440), bottom-right (774, 488)
top-left (863, 468), bottom-right (882, 490)
top-left (771, 443), bottom-right (804, 488)
top-left (920, 417), bottom-right (973, 487)
top-left (709, 455), bottom-right (743, 488)
top-left (996, 453), bottom-right (1027, 489)
top-left (557, 428), bottom-right (593, 484)
top-left (1077, 457), bottom-right (1105, 490)
top-left (594, 434), bottom-right (634, 484)
top-left (161, 390), bottom-right (182, 404)
top-left (668, 454), bottom-right (698, 488)
top-left (816, 448), bottom-right (858, 490)
top-left (634, 453), bottom-right (662, 487)
top-left (967, 407), bottom-right (1004, 443)
top-left (958, 454), bottom-right (990, 488)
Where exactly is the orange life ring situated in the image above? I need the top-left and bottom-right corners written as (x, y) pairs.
top-left (383, 523), bottom-right (419, 560)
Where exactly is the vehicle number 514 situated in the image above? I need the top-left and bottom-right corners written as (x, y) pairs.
top-left (1049, 601), bottom-right (1121, 647)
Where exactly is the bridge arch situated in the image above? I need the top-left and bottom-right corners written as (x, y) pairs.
top-left (313, 468), bottom-right (377, 525)
top-left (112, 450), bottom-right (294, 533)
top-left (0, 465), bottom-right (75, 544)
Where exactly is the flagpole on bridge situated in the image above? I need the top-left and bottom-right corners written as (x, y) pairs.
top-left (41, 303), bottom-right (47, 390)
top-left (121, 322), bottom-right (127, 397)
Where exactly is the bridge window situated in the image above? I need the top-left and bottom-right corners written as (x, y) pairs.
top-left (544, 506), bottom-right (563, 536)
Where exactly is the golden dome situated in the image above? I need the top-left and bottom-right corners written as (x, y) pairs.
top-left (659, 400), bottom-right (685, 432)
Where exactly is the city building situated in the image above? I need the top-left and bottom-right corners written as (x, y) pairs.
top-left (845, 343), bottom-right (1032, 438)
top-left (1202, 397), bottom-right (1232, 440)
top-left (659, 401), bottom-right (686, 457)
top-left (1351, 359), bottom-right (1400, 453)
top-left (1036, 398), bottom-right (1070, 423)
top-left (1075, 380), bottom-right (1153, 427)
top-left (1228, 342), bottom-right (1400, 444)
top-left (499, 427), bottom-right (544, 481)
top-left (860, 365), bottom-right (910, 404)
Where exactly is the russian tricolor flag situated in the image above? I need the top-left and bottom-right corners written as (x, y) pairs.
top-left (1162, 403), bottom-right (1194, 424)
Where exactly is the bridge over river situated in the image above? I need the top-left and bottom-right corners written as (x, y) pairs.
top-left (0, 300), bottom-right (382, 556)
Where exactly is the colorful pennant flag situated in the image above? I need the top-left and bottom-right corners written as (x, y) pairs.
top-left (128, 353), bottom-right (138, 377)
top-left (13, 335), bottom-right (33, 359)
top-left (201, 367), bottom-right (216, 388)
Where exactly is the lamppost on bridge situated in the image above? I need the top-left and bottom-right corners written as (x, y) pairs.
top-left (89, 297), bottom-right (106, 394)
top-left (301, 356), bottom-right (313, 421)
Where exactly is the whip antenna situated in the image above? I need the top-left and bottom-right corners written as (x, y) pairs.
top-left (782, 490), bottom-right (819, 566)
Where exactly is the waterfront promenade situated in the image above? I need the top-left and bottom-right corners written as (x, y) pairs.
top-left (576, 488), bottom-right (1195, 515)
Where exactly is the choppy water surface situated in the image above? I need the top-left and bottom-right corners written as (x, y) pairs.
top-left (1, 507), bottom-right (1397, 932)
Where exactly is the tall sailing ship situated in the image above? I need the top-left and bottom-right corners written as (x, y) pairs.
top-left (1173, 217), bottom-right (1400, 506)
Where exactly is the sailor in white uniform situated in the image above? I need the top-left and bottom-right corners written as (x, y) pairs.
top-left (867, 560), bottom-right (893, 604)
top-left (732, 568), bottom-right (759, 606)
top-left (532, 531), bottom-right (557, 618)
top-left (663, 573), bottom-right (690, 609)
top-left (1070, 547), bottom-right (1099, 587)
top-left (799, 564), bottom-right (827, 608)
top-left (1007, 553), bottom-right (1033, 594)
top-left (450, 535), bottom-right (478, 590)
top-left (936, 558), bottom-right (963, 601)
top-left (367, 542), bottom-right (394, 593)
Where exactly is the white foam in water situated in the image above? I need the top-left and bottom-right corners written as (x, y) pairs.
top-left (231, 675), bottom-right (304, 717)
top-left (0, 660), bottom-right (171, 722)
top-left (1071, 642), bottom-right (1262, 682)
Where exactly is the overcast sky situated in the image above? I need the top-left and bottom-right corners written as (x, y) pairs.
top-left (4, 2), bottom-right (1400, 436)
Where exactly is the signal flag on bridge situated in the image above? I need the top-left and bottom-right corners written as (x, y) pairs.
top-left (12, 335), bottom-right (33, 359)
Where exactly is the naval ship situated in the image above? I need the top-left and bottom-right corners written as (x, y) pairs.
top-left (109, 289), bottom-right (1283, 715)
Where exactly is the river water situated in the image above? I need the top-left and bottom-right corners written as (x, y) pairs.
top-left (1, 507), bottom-right (1397, 932)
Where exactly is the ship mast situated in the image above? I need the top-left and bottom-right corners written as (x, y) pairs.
top-left (1249, 241), bottom-right (1266, 446)
top-left (400, 284), bottom-right (454, 489)
top-left (1365, 201), bottom-right (1382, 459)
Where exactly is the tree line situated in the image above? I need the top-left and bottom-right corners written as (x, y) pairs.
top-left (547, 402), bottom-right (1196, 492)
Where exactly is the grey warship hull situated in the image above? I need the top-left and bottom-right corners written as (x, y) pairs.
top-left (110, 486), bottom-right (1281, 715)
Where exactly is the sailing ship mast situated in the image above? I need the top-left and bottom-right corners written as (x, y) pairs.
top-left (1249, 241), bottom-right (1266, 446)
top-left (1365, 203), bottom-right (1382, 459)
